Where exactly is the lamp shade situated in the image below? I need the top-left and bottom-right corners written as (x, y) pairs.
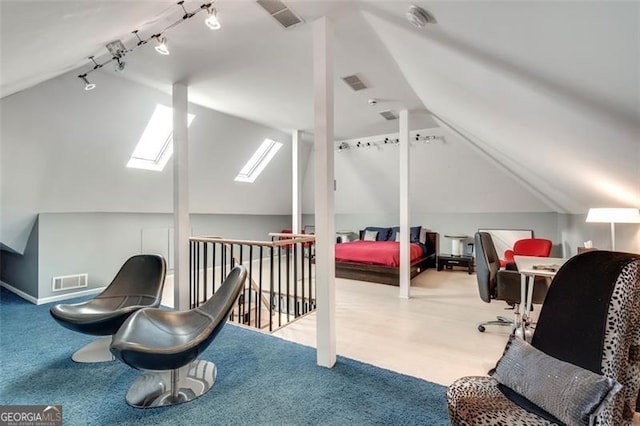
top-left (585, 208), bottom-right (640, 223)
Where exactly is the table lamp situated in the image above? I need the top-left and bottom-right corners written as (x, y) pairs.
top-left (585, 208), bottom-right (640, 250)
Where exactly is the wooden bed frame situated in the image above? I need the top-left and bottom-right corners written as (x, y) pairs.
top-left (335, 231), bottom-right (439, 286)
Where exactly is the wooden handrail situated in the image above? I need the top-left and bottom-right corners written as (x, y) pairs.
top-left (190, 235), bottom-right (315, 247)
top-left (268, 232), bottom-right (312, 239)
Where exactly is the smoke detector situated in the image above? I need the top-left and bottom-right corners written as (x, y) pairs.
top-left (406, 5), bottom-right (436, 28)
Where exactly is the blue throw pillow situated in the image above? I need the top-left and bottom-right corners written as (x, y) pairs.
top-left (389, 227), bottom-right (400, 242)
top-left (389, 226), bottom-right (422, 243)
top-left (410, 226), bottom-right (422, 243)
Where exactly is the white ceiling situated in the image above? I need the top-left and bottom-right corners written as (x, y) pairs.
top-left (1, 0), bottom-right (638, 213)
top-left (0, 0), bottom-right (436, 139)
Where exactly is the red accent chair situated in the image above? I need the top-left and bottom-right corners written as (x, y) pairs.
top-left (501, 238), bottom-right (552, 268)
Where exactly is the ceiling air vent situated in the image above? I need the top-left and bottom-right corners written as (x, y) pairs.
top-left (257, 0), bottom-right (304, 29)
top-left (342, 74), bottom-right (367, 91)
top-left (379, 110), bottom-right (398, 121)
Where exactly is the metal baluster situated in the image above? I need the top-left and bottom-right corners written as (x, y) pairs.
top-left (286, 242), bottom-right (290, 320)
top-left (258, 246), bottom-right (263, 329)
top-left (269, 246), bottom-right (274, 332)
top-left (214, 241), bottom-right (217, 299)
top-left (299, 241), bottom-right (304, 314)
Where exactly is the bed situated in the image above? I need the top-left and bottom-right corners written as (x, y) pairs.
top-left (335, 226), bottom-right (438, 286)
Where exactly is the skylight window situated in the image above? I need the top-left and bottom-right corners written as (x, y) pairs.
top-left (235, 138), bottom-right (283, 183)
top-left (127, 104), bottom-right (195, 171)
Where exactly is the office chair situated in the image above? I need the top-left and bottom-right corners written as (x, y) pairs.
top-left (447, 251), bottom-right (640, 425)
top-left (475, 232), bottom-right (548, 333)
top-left (110, 265), bottom-right (247, 408)
top-left (50, 254), bottom-right (166, 362)
top-left (502, 238), bottom-right (552, 269)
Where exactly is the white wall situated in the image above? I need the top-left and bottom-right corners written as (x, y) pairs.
top-left (1, 70), bottom-right (295, 254)
top-left (365, 2), bottom-right (640, 214)
top-left (303, 127), bottom-right (553, 214)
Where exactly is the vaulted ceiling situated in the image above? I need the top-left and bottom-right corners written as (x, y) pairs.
top-left (2, 0), bottom-right (639, 215)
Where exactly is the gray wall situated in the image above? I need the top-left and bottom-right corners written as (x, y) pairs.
top-left (0, 217), bottom-right (39, 298)
top-left (5, 212), bottom-right (290, 301)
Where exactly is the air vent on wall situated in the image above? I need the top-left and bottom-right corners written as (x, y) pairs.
top-left (379, 110), bottom-right (398, 121)
top-left (52, 273), bottom-right (88, 292)
top-left (342, 74), bottom-right (367, 91)
top-left (257, 0), bottom-right (304, 29)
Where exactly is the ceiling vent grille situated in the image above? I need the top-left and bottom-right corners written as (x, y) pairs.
top-left (342, 74), bottom-right (367, 91)
top-left (379, 110), bottom-right (398, 121)
top-left (52, 273), bottom-right (88, 292)
top-left (257, 0), bottom-right (304, 29)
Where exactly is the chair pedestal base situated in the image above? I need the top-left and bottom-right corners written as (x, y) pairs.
top-left (125, 360), bottom-right (217, 408)
top-left (72, 337), bottom-right (115, 363)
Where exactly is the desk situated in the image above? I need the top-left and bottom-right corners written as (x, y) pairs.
top-left (514, 255), bottom-right (567, 339)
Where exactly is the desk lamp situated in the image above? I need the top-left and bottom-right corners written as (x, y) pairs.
top-left (585, 208), bottom-right (640, 251)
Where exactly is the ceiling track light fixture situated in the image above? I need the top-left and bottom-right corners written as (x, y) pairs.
top-left (205, 7), bottom-right (221, 30)
top-left (337, 142), bottom-right (350, 152)
top-left (154, 35), bottom-right (170, 55)
top-left (337, 133), bottom-right (444, 151)
top-left (115, 57), bottom-right (126, 72)
top-left (414, 134), bottom-right (444, 144)
top-left (77, 1), bottom-right (219, 91)
top-left (78, 74), bottom-right (96, 91)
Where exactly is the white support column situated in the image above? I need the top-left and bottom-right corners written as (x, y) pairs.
top-left (173, 83), bottom-right (190, 311)
top-left (399, 110), bottom-right (411, 299)
top-left (313, 17), bottom-right (336, 368)
top-left (292, 130), bottom-right (302, 233)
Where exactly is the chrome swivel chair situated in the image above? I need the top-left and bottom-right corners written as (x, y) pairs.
top-left (110, 265), bottom-right (247, 408)
top-left (50, 254), bottom-right (166, 362)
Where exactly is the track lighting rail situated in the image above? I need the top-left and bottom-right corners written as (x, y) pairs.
top-left (77, 1), bottom-right (219, 90)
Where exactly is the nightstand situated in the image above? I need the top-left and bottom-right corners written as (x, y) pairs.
top-left (437, 254), bottom-right (474, 274)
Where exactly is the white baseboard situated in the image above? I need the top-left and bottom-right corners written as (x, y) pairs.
top-left (1, 281), bottom-right (105, 305)
top-left (0, 281), bottom-right (38, 304)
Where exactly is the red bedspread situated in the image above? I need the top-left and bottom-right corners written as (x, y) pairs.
top-left (335, 241), bottom-right (424, 267)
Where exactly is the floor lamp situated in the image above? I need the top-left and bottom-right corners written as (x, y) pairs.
top-left (585, 208), bottom-right (640, 251)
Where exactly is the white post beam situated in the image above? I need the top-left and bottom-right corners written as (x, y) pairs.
top-left (173, 83), bottom-right (190, 311)
top-left (399, 110), bottom-right (411, 299)
top-left (292, 130), bottom-right (302, 233)
top-left (313, 16), bottom-right (336, 368)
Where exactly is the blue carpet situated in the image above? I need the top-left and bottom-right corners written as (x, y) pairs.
top-left (0, 288), bottom-right (449, 425)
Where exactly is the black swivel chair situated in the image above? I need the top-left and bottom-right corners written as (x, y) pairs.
top-left (110, 265), bottom-right (247, 408)
top-left (50, 254), bottom-right (166, 362)
top-left (475, 232), bottom-right (548, 333)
